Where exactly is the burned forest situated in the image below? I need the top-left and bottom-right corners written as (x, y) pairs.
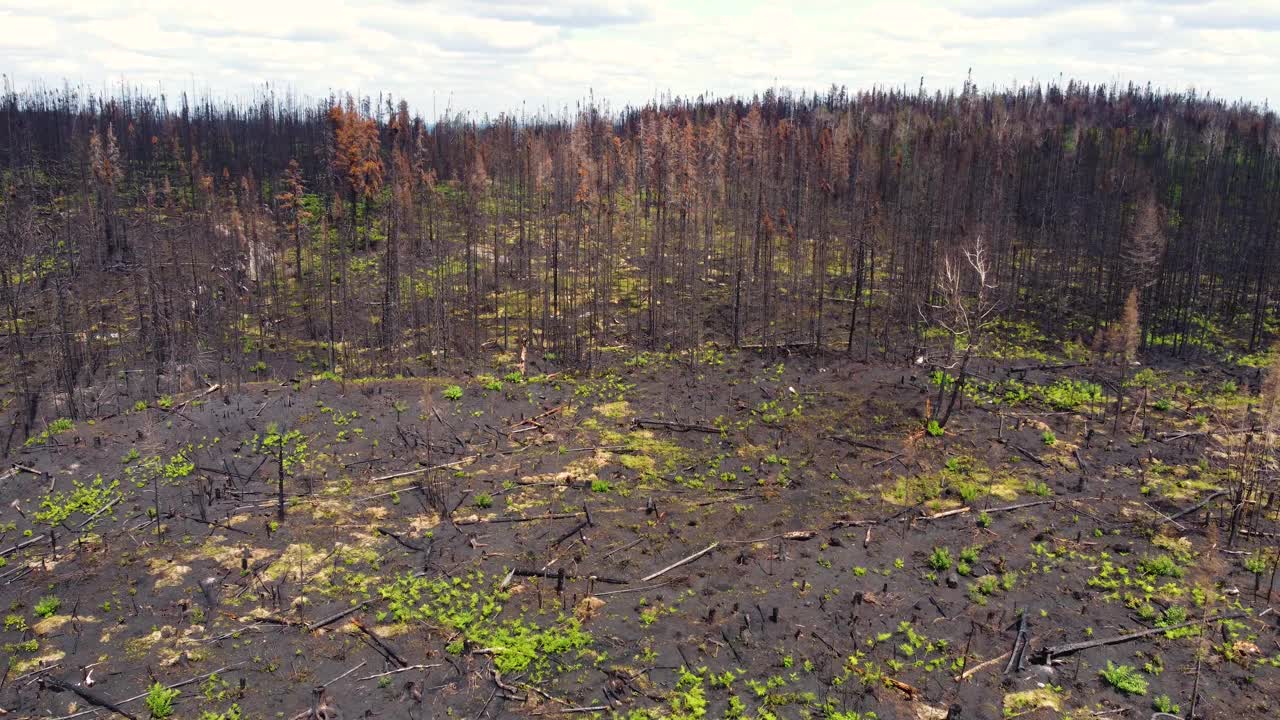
top-left (1, 82), bottom-right (1280, 720)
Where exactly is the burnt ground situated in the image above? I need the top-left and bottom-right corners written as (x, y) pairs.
top-left (1, 347), bottom-right (1278, 720)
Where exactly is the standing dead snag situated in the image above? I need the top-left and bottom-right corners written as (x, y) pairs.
top-left (924, 235), bottom-right (999, 429)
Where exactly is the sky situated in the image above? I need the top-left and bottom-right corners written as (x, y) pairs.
top-left (2, 0), bottom-right (1277, 117)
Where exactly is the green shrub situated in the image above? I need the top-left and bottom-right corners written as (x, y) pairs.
top-left (1100, 661), bottom-right (1147, 695)
top-left (442, 385), bottom-right (463, 401)
top-left (1042, 378), bottom-right (1104, 411)
top-left (1137, 554), bottom-right (1183, 578)
top-left (24, 418), bottom-right (75, 446)
top-left (1024, 479), bottom-right (1053, 497)
top-left (34, 595), bottom-right (61, 619)
top-left (145, 682), bottom-right (180, 719)
top-left (928, 547), bottom-right (953, 571)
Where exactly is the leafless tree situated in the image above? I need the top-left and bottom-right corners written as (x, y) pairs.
top-left (925, 235), bottom-right (999, 429)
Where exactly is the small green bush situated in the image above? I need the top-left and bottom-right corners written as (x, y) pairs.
top-left (928, 547), bottom-right (953, 571)
top-left (33, 596), bottom-right (61, 619)
top-left (145, 682), bottom-right (180, 719)
top-left (1137, 554), bottom-right (1183, 578)
top-left (442, 385), bottom-right (463, 401)
top-left (1042, 378), bottom-right (1104, 411)
top-left (1152, 694), bottom-right (1179, 714)
top-left (1100, 661), bottom-right (1147, 695)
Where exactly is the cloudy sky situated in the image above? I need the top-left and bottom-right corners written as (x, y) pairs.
top-left (2, 0), bottom-right (1277, 117)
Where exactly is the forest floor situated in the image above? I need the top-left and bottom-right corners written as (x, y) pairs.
top-left (1, 344), bottom-right (1278, 720)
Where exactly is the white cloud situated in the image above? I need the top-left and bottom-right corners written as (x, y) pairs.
top-left (1, 0), bottom-right (1275, 114)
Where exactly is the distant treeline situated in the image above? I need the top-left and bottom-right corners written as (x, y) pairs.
top-left (1, 81), bottom-right (1278, 431)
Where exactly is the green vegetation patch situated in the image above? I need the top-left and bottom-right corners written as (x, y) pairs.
top-left (377, 570), bottom-right (591, 679)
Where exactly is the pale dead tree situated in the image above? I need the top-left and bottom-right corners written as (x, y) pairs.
top-left (924, 235), bottom-right (999, 429)
top-left (1124, 195), bottom-right (1166, 292)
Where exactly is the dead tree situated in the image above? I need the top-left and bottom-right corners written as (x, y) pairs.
top-left (924, 235), bottom-right (999, 429)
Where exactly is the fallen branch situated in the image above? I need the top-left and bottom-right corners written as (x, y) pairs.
top-left (0, 534), bottom-right (47, 558)
top-left (1164, 490), bottom-right (1226, 523)
top-left (508, 405), bottom-right (563, 430)
top-left (849, 664), bottom-right (916, 697)
top-left (1156, 426), bottom-right (1253, 442)
top-left (634, 418), bottom-right (721, 434)
top-left (353, 619), bottom-right (407, 667)
top-left (179, 514), bottom-right (253, 535)
top-left (829, 518), bottom-right (878, 528)
top-left (592, 582), bottom-right (671, 597)
top-left (460, 512), bottom-right (582, 525)
top-left (42, 676), bottom-right (138, 720)
top-left (173, 384), bottom-right (221, 411)
top-left (1011, 445), bottom-right (1048, 467)
top-left (306, 600), bottom-right (371, 631)
top-left (363, 457), bottom-right (476, 488)
top-left (49, 664), bottom-right (244, 720)
top-left (724, 530), bottom-right (816, 544)
top-left (641, 542), bottom-right (718, 582)
top-left (921, 507), bottom-right (970, 521)
top-left (321, 660), bottom-right (366, 688)
top-left (955, 651), bottom-right (1011, 682)
top-left (986, 499), bottom-right (1056, 514)
top-left (1004, 612), bottom-right (1029, 674)
top-left (510, 568), bottom-right (628, 585)
top-left (376, 526), bottom-right (428, 553)
top-left (355, 664), bottom-right (441, 681)
top-left (828, 435), bottom-right (896, 453)
top-left (1036, 612), bottom-right (1247, 663)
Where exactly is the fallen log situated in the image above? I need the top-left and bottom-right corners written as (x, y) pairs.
top-left (1164, 490), bottom-right (1226, 524)
top-left (47, 664), bottom-right (243, 720)
top-left (1035, 612), bottom-right (1246, 663)
top-left (1011, 444), bottom-right (1049, 467)
top-left (376, 526), bottom-right (428, 552)
top-left (42, 676), bottom-right (138, 720)
top-left (306, 600), bottom-right (371, 631)
top-left (353, 619), bottom-right (407, 667)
